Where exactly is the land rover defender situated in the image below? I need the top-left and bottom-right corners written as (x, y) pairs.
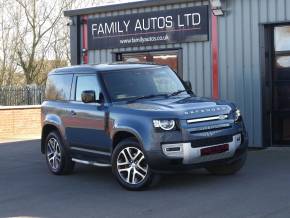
top-left (41, 64), bottom-right (248, 190)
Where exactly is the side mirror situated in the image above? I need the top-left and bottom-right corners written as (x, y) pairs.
top-left (96, 92), bottom-right (105, 104)
top-left (184, 81), bottom-right (192, 91)
top-left (81, 90), bottom-right (96, 103)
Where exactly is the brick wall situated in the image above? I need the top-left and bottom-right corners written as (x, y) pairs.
top-left (0, 105), bottom-right (41, 141)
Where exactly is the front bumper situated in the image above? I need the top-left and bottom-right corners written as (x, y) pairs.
top-left (146, 133), bottom-right (248, 173)
top-left (162, 134), bottom-right (242, 165)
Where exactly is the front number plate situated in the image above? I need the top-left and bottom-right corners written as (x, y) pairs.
top-left (200, 144), bottom-right (229, 156)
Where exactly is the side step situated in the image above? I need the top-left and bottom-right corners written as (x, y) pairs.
top-left (72, 158), bottom-right (111, 167)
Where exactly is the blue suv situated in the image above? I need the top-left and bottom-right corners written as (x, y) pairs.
top-left (41, 64), bottom-right (248, 190)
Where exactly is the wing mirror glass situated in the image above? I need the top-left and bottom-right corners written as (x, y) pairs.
top-left (81, 90), bottom-right (96, 103)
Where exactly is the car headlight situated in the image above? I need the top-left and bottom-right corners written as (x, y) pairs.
top-left (153, 119), bottom-right (176, 131)
top-left (234, 109), bottom-right (241, 122)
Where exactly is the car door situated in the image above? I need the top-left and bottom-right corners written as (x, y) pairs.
top-left (66, 73), bottom-right (111, 154)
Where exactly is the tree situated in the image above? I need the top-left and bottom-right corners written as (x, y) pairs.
top-left (0, 0), bottom-right (18, 86)
top-left (12, 0), bottom-right (71, 85)
top-left (0, 0), bottom-right (139, 86)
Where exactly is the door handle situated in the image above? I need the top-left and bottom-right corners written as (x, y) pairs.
top-left (70, 110), bottom-right (77, 116)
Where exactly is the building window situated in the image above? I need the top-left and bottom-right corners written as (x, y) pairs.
top-left (116, 50), bottom-right (181, 77)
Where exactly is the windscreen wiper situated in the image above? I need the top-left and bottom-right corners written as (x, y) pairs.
top-left (168, 90), bottom-right (188, 97)
top-left (127, 94), bottom-right (168, 103)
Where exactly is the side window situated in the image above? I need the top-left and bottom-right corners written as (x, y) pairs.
top-left (45, 74), bottom-right (73, 101)
top-left (75, 75), bottom-right (100, 101)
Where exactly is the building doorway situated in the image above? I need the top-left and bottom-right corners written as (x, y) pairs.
top-left (272, 25), bottom-right (290, 145)
top-left (262, 24), bottom-right (290, 146)
top-left (115, 50), bottom-right (183, 78)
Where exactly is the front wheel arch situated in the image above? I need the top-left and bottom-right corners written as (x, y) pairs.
top-left (112, 130), bottom-right (143, 151)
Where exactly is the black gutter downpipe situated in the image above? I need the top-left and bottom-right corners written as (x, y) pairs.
top-left (69, 15), bottom-right (81, 65)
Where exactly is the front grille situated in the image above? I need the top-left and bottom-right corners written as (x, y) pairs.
top-left (189, 123), bottom-right (231, 133)
top-left (187, 114), bottom-right (228, 124)
top-left (191, 135), bottom-right (233, 148)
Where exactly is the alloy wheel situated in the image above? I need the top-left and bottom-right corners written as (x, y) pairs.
top-left (117, 147), bottom-right (148, 185)
top-left (46, 137), bottom-right (62, 171)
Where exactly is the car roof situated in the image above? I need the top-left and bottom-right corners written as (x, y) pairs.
top-left (49, 63), bottom-right (167, 75)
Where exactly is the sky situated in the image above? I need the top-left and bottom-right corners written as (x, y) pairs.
top-left (79, 0), bottom-right (144, 9)
top-left (99, 0), bottom-right (143, 5)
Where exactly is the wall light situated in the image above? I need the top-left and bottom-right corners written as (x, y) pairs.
top-left (67, 17), bottom-right (75, 26)
top-left (210, 0), bottom-right (224, 16)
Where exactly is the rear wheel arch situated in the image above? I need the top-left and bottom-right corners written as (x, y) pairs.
top-left (41, 124), bottom-right (61, 154)
top-left (44, 130), bottom-right (75, 175)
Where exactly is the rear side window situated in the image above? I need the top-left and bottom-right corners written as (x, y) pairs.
top-left (75, 75), bottom-right (100, 101)
top-left (45, 74), bottom-right (73, 101)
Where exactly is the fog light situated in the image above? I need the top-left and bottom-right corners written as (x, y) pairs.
top-left (166, 147), bottom-right (181, 152)
top-left (162, 143), bottom-right (184, 158)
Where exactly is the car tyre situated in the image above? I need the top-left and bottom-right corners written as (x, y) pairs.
top-left (112, 138), bottom-right (157, 191)
top-left (206, 152), bottom-right (247, 175)
top-left (45, 131), bottom-right (75, 175)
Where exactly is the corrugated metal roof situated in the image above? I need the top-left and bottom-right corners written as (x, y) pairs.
top-left (64, 0), bottom-right (203, 17)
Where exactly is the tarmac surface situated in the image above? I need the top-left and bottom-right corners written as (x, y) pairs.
top-left (0, 140), bottom-right (289, 218)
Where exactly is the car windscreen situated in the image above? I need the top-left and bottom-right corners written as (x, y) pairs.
top-left (101, 66), bottom-right (187, 102)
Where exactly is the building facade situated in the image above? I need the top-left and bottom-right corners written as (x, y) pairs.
top-left (64, 0), bottom-right (290, 147)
